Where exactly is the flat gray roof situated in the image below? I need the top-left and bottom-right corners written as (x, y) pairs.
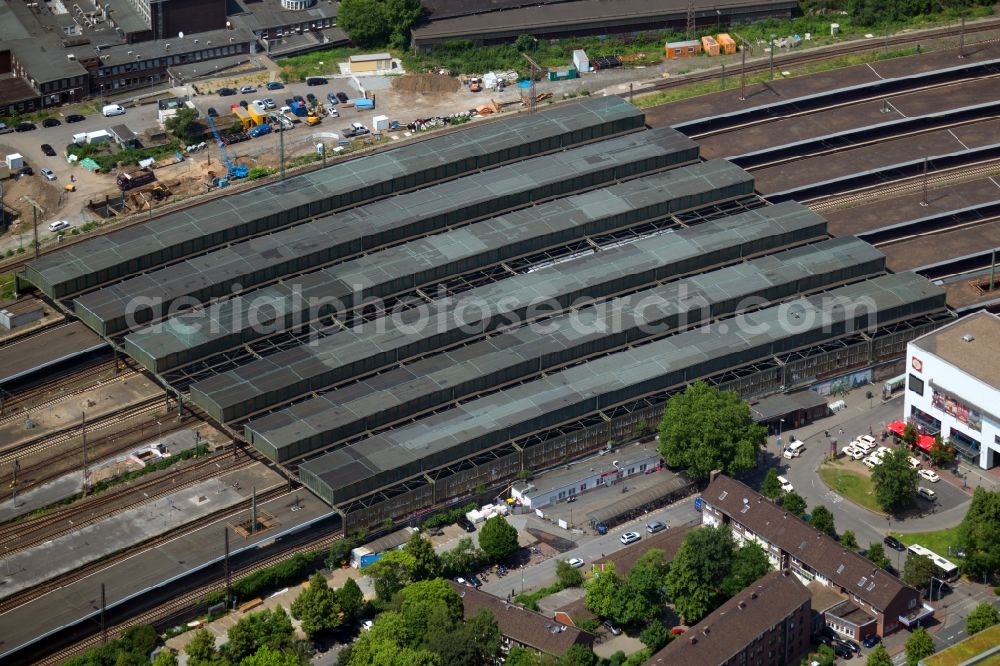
top-left (300, 272), bottom-right (945, 504)
top-left (246, 236), bottom-right (885, 458)
top-left (26, 96), bottom-right (643, 300)
top-left (910, 311), bottom-right (1000, 389)
top-left (90, 127), bottom-right (696, 339)
top-left (192, 199), bottom-right (824, 424)
top-left (228, 0), bottom-right (337, 32)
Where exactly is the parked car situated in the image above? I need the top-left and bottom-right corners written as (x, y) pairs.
top-left (832, 641), bottom-right (853, 659)
top-left (326, 107), bottom-right (340, 118)
top-left (883, 536), bottom-right (905, 551)
top-left (862, 635), bottom-right (881, 649)
top-left (240, 85), bottom-right (257, 94)
top-left (327, 91), bottom-right (339, 105)
top-left (646, 521), bottom-right (666, 534)
top-left (239, 100), bottom-right (249, 109)
top-left (218, 87), bottom-right (237, 96)
top-left (66, 114), bottom-right (85, 123)
top-left (0, 122), bottom-right (10, 134)
top-left (102, 104), bottom-right (126, 117)
top-left (837, 637), bottom-right (861, 654)
top-left (852, 438), bottom-right (876, 453)
top-left (40, 167), bottom-right (56, 180)
top-left (783, 441), bottom-right (804, 459)
top-left (917, 486), bottom-right (937, 500)
top-left (293, 95), bottom-right (305, 103)
top-left (48, 220), bottom-right (70, 232)
top-left (777, 475), bottom-right (793, 493)
top-left (262, 98), bottom-right (277, 109)
top-left (457, 517), bottom-right (476, 533)
top-left (875, 446), bottom-right (892, 459)
top-left (266, 81), bottom-right (285, 90)
top-left (566, 558), bottom-right (585, 568)
top-left (908, 456), bottom-right (922, 469)
top-left (603, 621), bottom-right (622, 636)
top-left (918, 469), bottom-right (940, 483)
top-left (336, 91), bottom-right (349, 103)
top-left (42, 117), bottom-right (61, 127)
top-left (857, 434), bottom-right (877, 448)
top-left (843, 446), bottom-right (864, 460)
top-left (468, 575), bottom-right (483, 588)
top-left (40, 143), bottom-right (56, 157)
top-left (455, 576), bottom-right (469, 586)
top-left (620, 531), bottom-right (641, 545)
top-left (306, 76), bottom-right (328, 86)
top-left (15, 122), bottom-right (36, 132)
top-left (17, 166), bottom-right (33, 177)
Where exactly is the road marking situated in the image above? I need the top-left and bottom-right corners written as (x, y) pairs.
top-left (948, 128), bottom-right (971, 151)
top-left (825, 491), bottom-right (843, 504)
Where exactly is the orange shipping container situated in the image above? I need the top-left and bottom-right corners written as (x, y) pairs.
top-left (717, 33), bottom-right (737, 55)
top-left (665, 39), bottom-right (702, 59)
top-left (701, 35), bottom-right (720, 57)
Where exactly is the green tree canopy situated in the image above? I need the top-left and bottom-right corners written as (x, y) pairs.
top-left (866, 542), bottom-right (891, 570)
top-left (721, 541), bottom-right (772, 598)
top-left (928, 435), bottom-right (955, 467)
top-left (479, 515), bottom-right (519, 563)
top-left (555, 559), bottom-right (585, 588)
top-left (966, 601), bottom-right (1000, 635)
top-left (427, 607), bottom-right (502, 666)
top-left (957, 488), bottom-right (1000, 580)
top-left (441, 537), bottom-right (486, 579)
top-left (809, 505), bottom-right (837, 537)
top-left (165, 107), bottom-right (204, 143)
top-left (872, 449), bottom-right (920, 514)
top-left (584, 562), bottom-right (622, 619)
top-left (185, 628), bottom-right (221, 666)
top-left (337, 577), bottom-right (365, 623)
top-left (152, 650), bottom-right (178, 666)
top-left (902, 553), bottom-right (935, 592)
top-left (618, 549), bottom-right (670, 625)
top-left (665, 525), bottom-right (735, 624)
top-left (404, 532), bottom-right (442, 581)
top-left (905, 626), bottom-right (935, 666)
top-left (337, 0), bottom-right (390, 47)
top-left (240, 645), bottom-right (302, 666)
top-left (840, 530), bottom-right (859, 550)
top-left (782, 491), bottom-right (807, 518)
top-left (505, 646), bottom-right (538, 666)
top-left (760, 468), bottom-right (783, 500)
top-left (291, 573), bottom-right (341, 638)
top-left (558, 644), bottom-right (598, 666)
top-left (866, 644), bottom-right (892, 666)
top-left (364, 549), bottom-right (418, 601)
top-left (656, 381), bottom-right (766, 480)
top-left (224, 606), bottom-right (294, 664)
top-left (384, 0), bottom-right (423, 48)
top-left (639, 619), bottom-right (672, 652)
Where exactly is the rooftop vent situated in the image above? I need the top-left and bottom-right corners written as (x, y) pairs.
top-left (962, 334), bottom-right (975, 342)
top-left (703, 627), bottom-right (710, 636)
top-left (738, 601), bottom-right (746, 609)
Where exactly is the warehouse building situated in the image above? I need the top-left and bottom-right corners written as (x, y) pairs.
top-left (904, 311), bottom-right (1000, 469)
top-left (25, 96), bottom-right (644, 300)
top-left (242, 237), bottom-right (885, 461)
top-left (82, 127), bottom-right (698, 337)
top-left (299, 273), bottom-right (945, 527)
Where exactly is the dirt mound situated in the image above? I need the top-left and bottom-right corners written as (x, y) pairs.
top-left (2, 176), bottom-right (62, 222)
top-left (391, 74), bottom-right (461, 94)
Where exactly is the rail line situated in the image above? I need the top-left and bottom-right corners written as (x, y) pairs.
top-left (0, 361), bottom-right (137, 426)
top-left (0, 484), bottom-right (288, 616)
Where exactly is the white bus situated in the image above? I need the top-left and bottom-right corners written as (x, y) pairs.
top-left (907, 544), bottom-right (959, 582)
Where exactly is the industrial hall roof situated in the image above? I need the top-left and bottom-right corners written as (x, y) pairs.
top-left (298, 272), bottom-right (944, 504)
top-left (191, 198), bottom-right (821, 425)
top-left (25, 96), bottom-right (643, 300)
top-left (703, 475), bottom-right (917, 613)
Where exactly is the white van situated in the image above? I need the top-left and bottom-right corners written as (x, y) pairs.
top-left (783, 441), bottom-right (804, 459)
top-left (102, 104), bottom-right (126, 117)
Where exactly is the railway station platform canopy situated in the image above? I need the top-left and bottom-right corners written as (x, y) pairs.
top-left (124, 152), bottom-right (751, 376)
top-left (191, 199), bottom-right (825, 424)
top-left (24, 96), bottom-right (645, 300)
top-left (81, 127), bottom-right (699, 338)
top-left (244, 236), bottom-right (887, 462)
top-left (298, 272), bottom-right (946, 506)
top-left (585, 475), bottom-right (693, 529)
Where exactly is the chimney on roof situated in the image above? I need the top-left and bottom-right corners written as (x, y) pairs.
top-left (738, 601), bottom-right (746, 609)
top-left (751, 592), bottom-right (758, 599)
top-left (710, 470), bottom-right (721, 482)
top-left (962, 334), bottom-right (975, 342)
top-left (702, 627), bottom-right (710, 636)
top-left (689, 636), bottom-right (698, 645)
top-left (783, 512), bottom-right (788, 518)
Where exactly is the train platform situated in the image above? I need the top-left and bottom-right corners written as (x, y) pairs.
top-left (940, 272), bottom-right (1000, 310)
top-left (0, 465), bottom-right (331, 661)
top-left (753, 117), bottom-right (1000, 194)
top-left (881, 219), bottom-right (1000, 273)
top-left (643, 40), bottom-right (1000, 130)
top-left (697, 76), bottom-right (999, 159)
top-left (0, 321), bottom-right (106, 386)
top-left (822, 176), bottom-right (1000, 237)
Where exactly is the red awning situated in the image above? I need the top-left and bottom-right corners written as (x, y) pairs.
top-left (916, 434), bottom-right (935, 452)
top-left (887, 421), bottom-right (905, 436)
top-left (887, 420), bottom-right (935, 451)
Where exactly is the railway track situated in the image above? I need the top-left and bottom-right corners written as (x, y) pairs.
top-left (0, 361), bottom-right (137, 426)
top-left (0, 453), bottom-right (256, 553)
top-left (34, 528), bottom-right (344, 666)
top-left (0, 484), bottom-right (288, 616)
top-left (871, 215), bottom-right (1000, 249)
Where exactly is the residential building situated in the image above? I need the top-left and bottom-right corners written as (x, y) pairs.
top-left (904, 311), bottom-right (1000, 469)
top-left (447, 581), bottom-right (596, 658)
top-left (702, 475), bottom-right (928, 639)
top-left (644, 570), bottom-right (812, 666)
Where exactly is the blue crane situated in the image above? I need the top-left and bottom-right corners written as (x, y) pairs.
top-left (205, 114), bottom-right (249, 180)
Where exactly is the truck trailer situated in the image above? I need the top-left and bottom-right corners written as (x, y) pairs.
top-left (116, 167), bottom-right (156, 191)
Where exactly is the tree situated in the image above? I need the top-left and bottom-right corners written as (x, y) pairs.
top-left (384, 0), bottom-right (423, 48)
top-left (872, 449), bottom-right (920, 514)
top-left (905, 626), bottom-right (935, 666)
top-left (224, 606), bottom-right (294, 664)
top-left (404, 532), bottom-right (442, 581)
top-left (337, 577), bottom-right (365, 623)
top-left (291, 573), bottom-right (341, 638)
top-left (902, 553), bottom-right (935, 592)
top-left (185, 629), bottom-right (221, 666)
top-left (240, 646), bottom-right (302, 666)
top-left (397, 578), bottom-right (465, 640)
top-left (903, 422), bottom-right (919, 448)
top-left (479, 515), bottom-right (519, 563)
top-left (760, 468), bottom-right (783, 500)
top-left (505, 646), bottom-right (538, 666)
top-left (338, 0), bottom-right (390, 47)
top-left (956, 488), bottom-right (1000, 580)
top-left (866, 542), bottom-right (891, 570)
top-left (928, 435), bottom-right (955, 467)
top-left (966, 601), bottom-right (1000, 635)
top-left (555, 559), bottom-right (585, 588)
top-left (665, 525), bottom-right (735, 624)
top-left (514, 34), bottom-right (537, 51)
top-left (721, 542), bottom-right (772, 598)
top-left (558, 644), bottom-right (597, 666)
top-left (441, 537), bottom-right (486, 579)
top-left (639, 619), bottom-right (672, 652)
top-left (656, 381), bottom-right (766, 480)
top-left (618, 549), bottom-right (670, 625)
top-left (364, 549), bottom-right (417, 600)
top-left (165, 107), bottom-right (203, 143)
top-left (840, 530), bottom-right (859, 550)
top-left (809, 505), bottom-right (837, 537)
top-left (152, 650), bottom-right (178, 666)
top-left (782, 491), bottom-right (807, 518)
top-left (584, 563), bottom-right (622, 619)
top-left (866, 644), bottom-right (892, 666)
top-left (428, 608), bottom-right (502, 666)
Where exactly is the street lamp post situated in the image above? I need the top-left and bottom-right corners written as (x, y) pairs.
top-left (769, 35), bottom-right (776, 80)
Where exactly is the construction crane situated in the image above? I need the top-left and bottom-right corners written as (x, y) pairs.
top-left (205, 114), bottom-right (248, 182)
